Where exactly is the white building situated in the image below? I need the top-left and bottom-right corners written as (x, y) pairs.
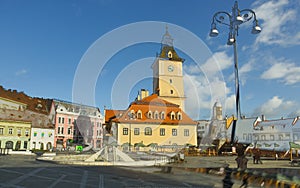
top-left (197, 101), bottom-right (300, 152)
top-left (250, 116), bottom-right (300, 151)
top-left (30, 127), bottom-right (55, 150)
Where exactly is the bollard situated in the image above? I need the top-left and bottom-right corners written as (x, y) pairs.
top-left (223, 167), bottom-right (233, 188)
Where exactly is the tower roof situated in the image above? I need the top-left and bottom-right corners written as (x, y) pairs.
top-left (213, 101), bottom-right (222, 108)
top-left (161, 25), bottom-right (173, 46)
top-left (158, 26), bottom-right (184, 62)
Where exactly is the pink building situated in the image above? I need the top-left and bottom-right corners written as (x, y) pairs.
top-left (53, 100), bottom-right (104, 150)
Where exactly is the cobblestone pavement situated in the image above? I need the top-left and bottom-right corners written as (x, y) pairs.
top-left (0, 155), bottom-right (224, 188)
top-left (125, 155), bottom-right (300, 188)
top-left (1, 154), bottom-right (299, 188)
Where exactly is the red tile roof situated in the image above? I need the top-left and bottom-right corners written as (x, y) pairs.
top-left (106, 94), bottom-right (196, 125)
top-left (0, 108), bottom-right (54, 129)
top-left (0, 85), bottom-right (53, 115)
top-left (105, 109), bottom-right (126, 122)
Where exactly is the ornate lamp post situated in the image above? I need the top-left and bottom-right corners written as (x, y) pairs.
top-left (210, 1), bottom-right (261, 145)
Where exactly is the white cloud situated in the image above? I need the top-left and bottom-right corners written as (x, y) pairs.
top-left (253, 0), bottom-right (300, 46)
top-left (184, 51), bottom-right (233, 76)
top-left (252, 96), bottom-right (296, 118)
top-left (224, 94), bottom-right (236, 116)
top-left (183, 52), bottom-right (235, 119)
top-left (228, 58), bottom-right (255, 86)
top-left (184, 74), bottom-right (210, 119)
top-left (240, 61), bottom-right (253, 75)
top-left (15, 69), bottom-right (28, 76)
top-left (261, 58), bottom-right (300, 85)
top-left (201, 51), bottom-right (233, 76)
top-left (184, 73), bottom-right (232, 119)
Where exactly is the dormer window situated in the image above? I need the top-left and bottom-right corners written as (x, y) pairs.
top-left (170, 111), bottom-right (176, 120)
top-left (154, 111), bottom-right (159, 119)
top-left (137, 110), bottom-right (142, 119)
top-left (161, 112), bottom-right (165, 120)
top-left (168, 51), bottom-right (173, 59)
top-left (177, 112), bottom-right (182, 120)
top-left (147, 111), bottom-right (152, 119)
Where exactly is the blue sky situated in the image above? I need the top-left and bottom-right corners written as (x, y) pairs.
top-left (0, 0), bottom-right (300, 120)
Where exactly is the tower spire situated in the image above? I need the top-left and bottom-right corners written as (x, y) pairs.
top-left (158, 25), bottom-right (183, 61)
top-left (161, 24), bottom-right (173, 46)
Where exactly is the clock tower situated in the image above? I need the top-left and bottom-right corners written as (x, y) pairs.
top-left (152, 27), bottom-right (185, 110)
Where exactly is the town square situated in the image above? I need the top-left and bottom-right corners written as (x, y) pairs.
top-left (1, 0), bottom-right (300, 187)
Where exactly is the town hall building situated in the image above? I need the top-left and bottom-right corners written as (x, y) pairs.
top-left (105, 29), bottom-right (197, 148)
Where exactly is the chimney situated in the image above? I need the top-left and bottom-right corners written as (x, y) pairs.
top-left (138, 89), bottom-right (149, 100)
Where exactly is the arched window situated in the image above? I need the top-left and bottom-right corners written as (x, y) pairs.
top-left (177, 112), bottom-right (182, 120)
top-left (168, 51), bottom-right (173, 59)
top-left (170, 111), bottom-right (176, 120)
top-left (40, 143), bottom-right (44, 150)
top-left (145, 127), bottom-right (152, 135)
top-left (46, 142), bottom-right (52, 150)
top-left (15, 141), bottom-right (21, 151)
top-left (154, 111), bottom-right (159, 119)
top-left (137, 110), bottom-right (142, 119)
top-left (5, 141), bottom-right (13, 149)
top-left (147, 111), bottom-right (152, 119)
top-left (170, 90), bottom-right (173, 94)
top-left (161, 112), bottom-right (165, 120)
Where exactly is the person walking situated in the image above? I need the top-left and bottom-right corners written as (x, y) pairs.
top-left (256, 149), bottom-right (263, 164)
top-left (252, 148), bottom-right (258, 164)
top-left (240, 175), bottom-right (248, 188)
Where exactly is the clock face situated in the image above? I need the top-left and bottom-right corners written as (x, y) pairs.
top-left (168, 65), bottom-right (174, 72)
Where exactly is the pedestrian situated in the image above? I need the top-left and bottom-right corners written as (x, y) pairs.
top-left (240, 175), bottom-right (248, 188)
top-left (236, 155), bottom-right (248, 171)
top-left (252, 148), bottom-right (258, 164)
top-left (256, 149), bottom-right (263, 164)
top-left (253, 155), bottom-right (256, 164)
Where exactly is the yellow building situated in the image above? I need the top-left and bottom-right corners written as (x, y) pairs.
top-left (0, 119), bottom-right (31, 150)
top-left (105, 29), bottom-right (197, 149)
top-left (105, 94), bottom-right (197, 148)
top-left (152, 28), bottom-right (185, 110)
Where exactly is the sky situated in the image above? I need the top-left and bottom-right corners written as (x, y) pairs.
top-left (0, 0), bottom-right (300, 120)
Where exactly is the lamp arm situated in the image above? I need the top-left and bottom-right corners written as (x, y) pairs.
top-left (239, 9), bottom-right (258, 23)
top-left (212, 11), bottom-right (232, 27)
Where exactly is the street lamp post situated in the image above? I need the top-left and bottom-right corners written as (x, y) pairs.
top-left (210, 1), bottom-right (261, 145)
